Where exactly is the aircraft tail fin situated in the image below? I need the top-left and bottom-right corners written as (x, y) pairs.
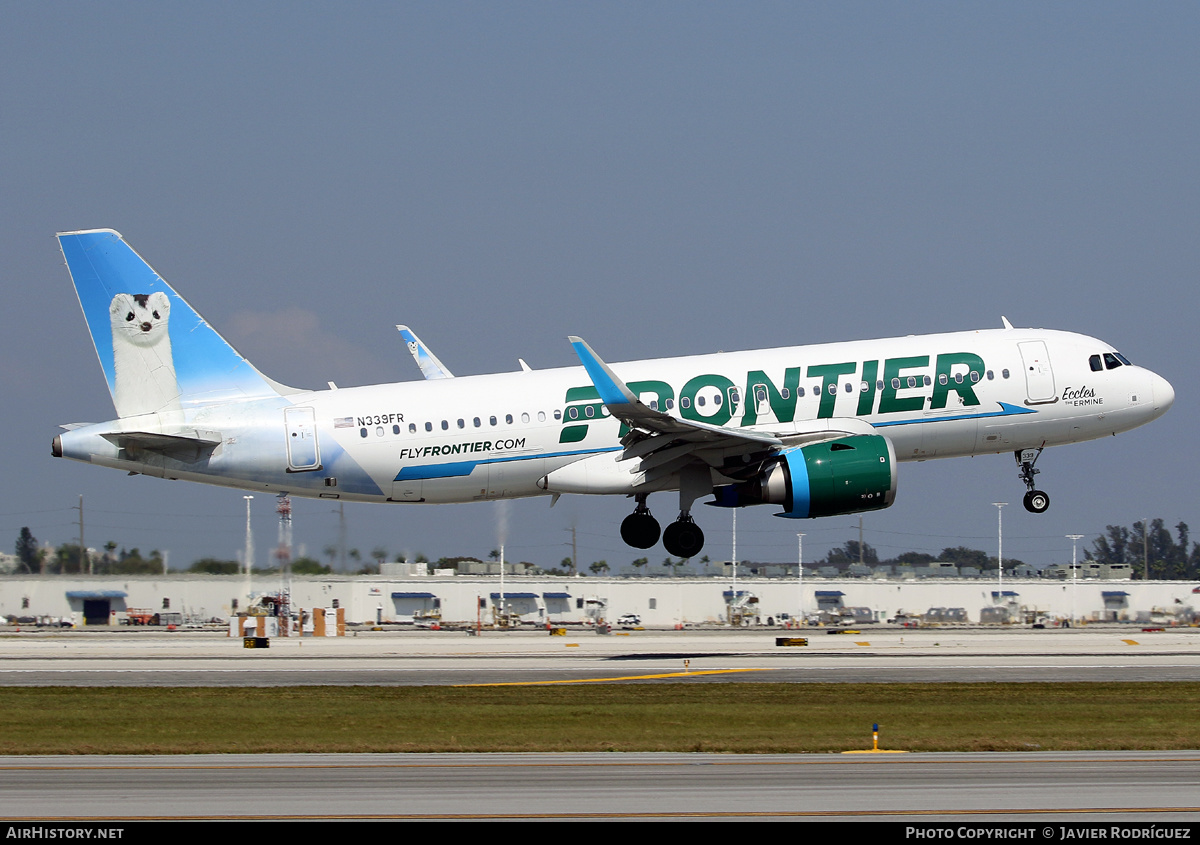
top-left (57, 229), bottom-right (292, 418)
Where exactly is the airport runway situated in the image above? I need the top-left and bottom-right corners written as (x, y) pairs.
top-left (2, 751), bottom-right (1199, 820)
top-left (2, 629), bottom-right (1199, 822)
top-left (0, 627), bottom-right (1197, 686)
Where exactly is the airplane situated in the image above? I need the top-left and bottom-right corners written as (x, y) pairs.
top-left (52, 229), bottom-right (1175, 559)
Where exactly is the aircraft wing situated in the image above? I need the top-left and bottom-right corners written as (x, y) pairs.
top-left (397, 325), bottom-right (454, 379)
top-left (569, 337), bottom-right (786, 485)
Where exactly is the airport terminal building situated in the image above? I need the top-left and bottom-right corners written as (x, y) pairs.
top-left (1, 568), bottom-right (1197, 628)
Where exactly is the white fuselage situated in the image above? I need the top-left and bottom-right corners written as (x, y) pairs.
top-left (55, 326), bottom-right (1173, 511)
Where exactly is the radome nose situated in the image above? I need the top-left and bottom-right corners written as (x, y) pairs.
top-left (1152, 372), bottom-right (1175, 413)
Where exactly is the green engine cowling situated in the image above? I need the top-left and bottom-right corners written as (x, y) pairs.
top-left (712, 434), bottom-right (897, 518)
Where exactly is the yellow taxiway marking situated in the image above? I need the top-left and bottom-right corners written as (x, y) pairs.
top-left (854, 641), bottom-right (870, 646)
top-left (564, 643), bottom-right (579, 647)
top-left (457, 667), bottom-right (777, 687)
top-left (1122, 639), bottom-right (1140, 645)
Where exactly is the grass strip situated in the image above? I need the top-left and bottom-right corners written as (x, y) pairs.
top-left (0, 683), bottom-right (1196, 755)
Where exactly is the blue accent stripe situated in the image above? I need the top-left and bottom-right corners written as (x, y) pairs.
top-left (871, 402), bottom-right (1036, 428)
top-left (396, 461), bottom-right (478, 480)
top-left (393, 447), bottom-right (622, 482)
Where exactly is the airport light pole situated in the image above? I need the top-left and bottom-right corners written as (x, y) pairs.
top-left (992, 503), bottom-right (1007, 595)
top-left (1067, 534), bottom-right (1084, 626)
top-left (242, 495), bottom-right (253, 618)
top-left (730, 509), bottom-right (737, 625)
top-left (796, 533), bottom-right (805, 624)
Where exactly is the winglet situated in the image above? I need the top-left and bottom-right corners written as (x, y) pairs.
top-left (396, 325), bottom-right (454, 379)
top-left (568, 336), bottom-right (640, 406)
top-left (1001, 316), bottom-right (1014, 330)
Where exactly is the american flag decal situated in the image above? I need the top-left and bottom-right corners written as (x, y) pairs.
top-left (334, 417), bottom-right (354, 428)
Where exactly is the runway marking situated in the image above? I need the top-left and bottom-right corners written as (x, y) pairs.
top-left (456, 667), bottom-right (778, 686)
top-left (2, 754), bottom-right (1199, 772)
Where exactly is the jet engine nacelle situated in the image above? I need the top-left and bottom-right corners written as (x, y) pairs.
top-left (711, 434), bottom-right (897, 518)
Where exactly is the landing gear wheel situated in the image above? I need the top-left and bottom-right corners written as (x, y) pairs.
top-left (1023, 489), bottom-right (1050, 514)
top-left (663, 519), bottom-right (705, 558)
top-left (621, 512), bottom-right (661, 549)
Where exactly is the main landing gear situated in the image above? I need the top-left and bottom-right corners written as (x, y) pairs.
top-left (620, 496), bottom-right (660, 549)
top-left (620, 498), bottom-right (707, 558)
top-left (663, 515), bottom-right (705, 559)
top-left (620, 465), bottom-right (711, 559)
top-left (1016, 446), bottom-right (1050, 514)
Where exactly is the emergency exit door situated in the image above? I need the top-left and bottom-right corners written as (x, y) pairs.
top-left (285, 406), bottom-right (322, 471)
top-left (1017, 341), bottom-right (1057, 405)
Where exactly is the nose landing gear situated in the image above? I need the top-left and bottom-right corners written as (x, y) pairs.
top-left (1016, 446), bottom-right (1050, 514)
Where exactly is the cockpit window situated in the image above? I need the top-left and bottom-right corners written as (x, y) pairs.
top-left (1089, 354), bottom-right (1103, 372)
top-left (1115, 352), bottom-right (1131, 366)
top-left (1103, 353), bottom-right (1123, 370)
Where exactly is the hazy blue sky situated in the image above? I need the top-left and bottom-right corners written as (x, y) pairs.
top-left (3, 2), bottom-right (1197, 572)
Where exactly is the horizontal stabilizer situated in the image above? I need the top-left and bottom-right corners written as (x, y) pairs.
top-left (101, 429), bottom-right (223, 462)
